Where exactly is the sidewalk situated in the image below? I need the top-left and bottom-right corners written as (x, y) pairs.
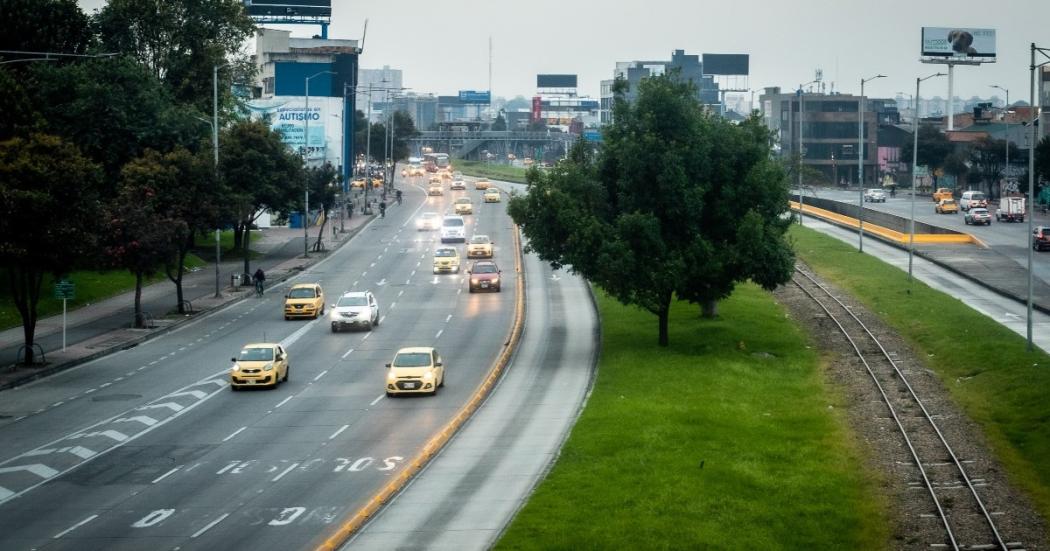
top-left (0, 211), bottom-right (375, 391)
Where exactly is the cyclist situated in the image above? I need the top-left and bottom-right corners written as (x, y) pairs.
top-left (396, 189), bottom-right (402, 205)
top-left (252, 268), bottom-right (266, 296)
top-left (379, 201), bottom-right (386, 218)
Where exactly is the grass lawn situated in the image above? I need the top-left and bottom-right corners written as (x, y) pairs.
top-left (0, 253), bottom-right (205, 331)
top-left (790, 225), bottom-right (1050, 524)
top-left (193, 229), bottom-right (260, 261)
top-left (497, 285), bottom-right (889, 550)
top-left (454, 159), bottom-right (529, 184)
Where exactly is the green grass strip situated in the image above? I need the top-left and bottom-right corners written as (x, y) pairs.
top-left (454, 159), bottom-right (529, 184)
top-left (790, 224), bottom-right (1050, 524)
top-left (496, 284), bottom-right (888, 550)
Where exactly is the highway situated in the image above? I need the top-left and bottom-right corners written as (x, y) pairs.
top-left (0, 174), bottom-right (520, 550)
top-left (801, 188), bottom-right (1050, 284)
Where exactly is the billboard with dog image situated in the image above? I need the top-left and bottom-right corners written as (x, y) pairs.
top-left (921, 27), bottom-right (996, 59)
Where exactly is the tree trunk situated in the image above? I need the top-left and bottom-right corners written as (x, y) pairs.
top-left (657, 294), bottom-right (671, 347)
top-left (133, 271), bottom-right (144, 328)
top-left (701, 299), bottom-right (719, 319)
top-left (10, 267), bottom-right (42, 365)
top-left (314, 208), bottom-right (328, 252)
top-left (242, 220), bottom-right (252, 284)
top-left (232, 222), bottom-right (244, 251)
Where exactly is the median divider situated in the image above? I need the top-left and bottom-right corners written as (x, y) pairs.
top-left (315, 223), bottom-right (528, 551)
top-left (790, 201), bottom-right (978, 245)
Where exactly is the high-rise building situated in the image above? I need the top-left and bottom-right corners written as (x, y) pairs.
top-left (357, 66), bottom-right (404, 121)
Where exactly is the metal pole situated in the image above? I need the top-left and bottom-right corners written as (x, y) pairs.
top-left (304, 76), bottom-right (311, 258)
top-left (910, 77), bottom-right (921, 281)
top-left (947, 64), bottom-right (955, 131)
top-left (365, 83), bottom-right (372, 210)
top-left (62, 298), bottom-right (67, 351)
top-left (213, 64), bottom-right (221, 298)
top-left (1027, 44), bottom-right (1036, 351)
top-left (859, 79), bottom-right (866, 252)
top-left (799, 87), bottom-right (804, 226)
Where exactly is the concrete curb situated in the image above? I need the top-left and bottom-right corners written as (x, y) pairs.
top-left (315, 223), bottom-right (529, 551)
top-left (797, 209), bottom-right (1050, 317)
top-left (0, 218), bottom-right (375, 393)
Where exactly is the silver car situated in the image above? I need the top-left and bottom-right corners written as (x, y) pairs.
top-left (329, 291), bottom-right (379, 332)
top-left (863, 188), bottom-right (887, 203)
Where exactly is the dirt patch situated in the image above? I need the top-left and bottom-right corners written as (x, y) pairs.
top-left (774, 264), bottom-right (1047, 550)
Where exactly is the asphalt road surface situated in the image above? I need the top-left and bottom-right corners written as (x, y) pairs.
top-left (802, 188), bottom-right (1050, 284)
top-left (0, 175), bottom-right (519, 551)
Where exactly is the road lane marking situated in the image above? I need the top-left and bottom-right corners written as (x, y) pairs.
top-left (51, 402), bottom-right (64, 408)
top-left (361, 333), bottom-right (371, 341)
top-left (314, 370), bottom-right (328, 381)
top-left (406, 279), bottom-right (411, 285)
top-left (53, 514), bottom-right (98, 539)
top-left (151, 466), bottom-right (181, 484)
top-left (353, 280), bottom-right (358, 287)
top-left (435, 329), bottom-right (443, 339)
top-left (398, 290), bottom-right (404, 297)
top-left (99, 383), bottom-right (111, 388)
top-left (191, 513), bottom-right (229, 538)
top-left (216, 461), bottom-right (239, 474)
top-left (445, 314), bottom-right (452, 322)
top-left (280, 318), bottom-right (318, 349)
top-left (275, 396), bottom-right (293, 408)
top-left (168, 390), bottom-right (207, 400)
top-left (114, 416), bottom-right (157, 426)
top-left (369, 395), bottom-right (384, 406)
top-left (369, 262), bottom-right (375, 268)
top-left (341, 348), bottom-right (354, 359)
top-left (222, 427), bottom-right (247, 442)
top-left (390, 302), bottom-right (396, 310)
top-left (410, 270), bottom-right (416, 277)
top-left (329, 425), bottom-right (349, 440)
top-left (362, 271), bottom-right (368, 277)
top-left (0, 464), bottom-right (59, 479)
top-left (378, 316), bottom-right (386, 324)
top-left (457, 288), bottom-right (462, 295)
top-left (272, 462), bottom-right (299, 482)
top-left (377, 254), bottom-right (383, 260)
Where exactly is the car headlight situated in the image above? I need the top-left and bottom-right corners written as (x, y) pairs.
top-left (263, 362), bottom-right (274, 371)
top-left (492, 277), bottom-right (499, 283)
top-left (231, 364), bottom-right (239, 372)
top-left (387, 371), bottom-right (396, 382)
top-left (471, 278), bottom-right (479, 284)
top-left (423, 371), bottom-right (434, 381)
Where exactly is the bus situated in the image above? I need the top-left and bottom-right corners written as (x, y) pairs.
top-left (423, 152), bottom-right (450, 173)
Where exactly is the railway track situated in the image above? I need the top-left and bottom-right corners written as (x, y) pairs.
top-left (791, 267), bottom-right (1022, 551)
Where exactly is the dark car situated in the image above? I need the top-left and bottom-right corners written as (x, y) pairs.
top-left (1034, 226), bottom-right (1050, 252)
top-left (467, 261), bottom-right (501, 293)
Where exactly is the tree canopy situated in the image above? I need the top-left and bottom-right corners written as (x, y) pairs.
top-left (509, 75), bottom-right (794, 346)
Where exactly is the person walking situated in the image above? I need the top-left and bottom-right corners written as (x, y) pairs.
top-left (252, 268), bottom-right (266, 296)
top-left (379, 201), bottom-right (386, 218)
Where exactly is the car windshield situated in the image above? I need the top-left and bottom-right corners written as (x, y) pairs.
top-left (288, 288), bottom-right (317, 299)
top-left (393, 352), bottom-right (431, 367)
top-left (473, 263), bottom-right (498, 274)
top-left (868, 189), bottom-right (881, 193)
top-left (443, 218), bottom-right (464, 227)
top-left (456, 198), bottom-right (470, 204)
top-left (422, 213), bottom-right (438, 220)
top-left (972, 209), bottom-right (988, 214)
top-left (239, 347), bottom-right (274, 362)
top-left (942, 200), bottom-right (955, 204)
top-left (435, 249), bottom-right (456, 257)
top-left (970, 193), bottom-right (986, 200)
top-left (470, 236), bottom-right (490, 244)
top-left (337, 296), bottom-right (368, 307)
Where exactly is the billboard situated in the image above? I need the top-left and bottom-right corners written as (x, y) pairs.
top-left (244, 0), bottom-right (331, 17)
top-left (537, 74), bottom-right (577, 88)
top-left (702, 54), bottom-right (750, 75)
top-left (531, 97), bottom-right (542, 122)
top-left (921, 27), bottom-right (996, 59)
top-left (458, 90), bottom-right (491, 104)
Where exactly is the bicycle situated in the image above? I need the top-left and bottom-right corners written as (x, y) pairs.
top-left (254, 280), bottom-right (264, 297)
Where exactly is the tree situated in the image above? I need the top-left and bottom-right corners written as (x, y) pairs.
top-left (391, 110), bottom-right (418, 162)
top-left (306, 162), bottom-right (339, 252)
top-left (492, 113), bottom-right (507, 132)
top-left (509, 76), bottom-right (794, 346)
top-left (902, 125), bottom-right (953, 187)
top-left (93, 0), bottom-right (255, 114)
top-left (0, 67), bottom-right (42, 141)
top-left (0, 0), bottom-right (93, 61)
top-left (220, 120), bottom-right (303, 278)
top-left (0, 134), bottom-right (102, 364)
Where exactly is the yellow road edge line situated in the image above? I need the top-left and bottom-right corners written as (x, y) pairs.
top-left (314, 224), bottom-right (528, 551)
top-left (790, 201), bottom-right (978, 245)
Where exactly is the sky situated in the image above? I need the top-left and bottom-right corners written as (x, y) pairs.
top-left (78, 0), bottom-right (1050, 105)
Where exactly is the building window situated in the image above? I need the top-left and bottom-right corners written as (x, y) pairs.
top-left (264, 77), bottom-right (274, 95)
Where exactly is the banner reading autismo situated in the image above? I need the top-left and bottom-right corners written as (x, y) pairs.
top-left (245, 97), bottom-right (343, 162)
top-left (921, 27), bottom-right (996, 59)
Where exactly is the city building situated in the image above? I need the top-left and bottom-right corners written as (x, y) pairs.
top-left (357, 65), bottom-right (403, 121)
top-left (248, 28), bottom-right (359, 182)
top-left (600, 50), bottom-right (749, 123)
top-left (759, 87), bottom-right (897, 187)
top-left (531, 74), bottom-right (601, 132)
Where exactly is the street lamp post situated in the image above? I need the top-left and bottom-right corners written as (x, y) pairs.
top-left (797, 79), bottom-right (819, 226)
top-left (1026, 43), bottom-right (1050, 351)
top-left (212, 65), bottom-right (221, 298)
top-left (910, 72), bottom-right (947, 281)
top-left (303, 70), bottom-right (336, 258)
top-left (991, 85), bottom-right (1010, 190)
top-left (858, 74), bottom-right (886, 253)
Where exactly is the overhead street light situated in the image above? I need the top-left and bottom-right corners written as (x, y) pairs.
top-left (858, 73), bottom-right (886, 253)
top-left (909, 72), bottom-right (946, 281)
top-left (797, 79), bottom-right (820, 226)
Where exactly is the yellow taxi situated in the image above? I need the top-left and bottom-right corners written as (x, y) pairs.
top-left (371, 177), bottom-right (384, 189)
top-left (483, 188), bottom-right (501, 203)
top-left (428, 181), bottom-right (443, 196)
top-left (475, 179), bottom-right (491, 190)
top-left (284, 283), bottom-right (325, 320)
top-left (933, 187), bottom-right (953, 203)
top-left (467, 235), bottom-right (493, 258)
top-left (935, 198), bottom-right (958, 214)
top-left (454, 197), bottom-right (473, 215)
top-left (230, 343), bottom-right (289, 390)
top-left (433, 246), bottom-right (460, 274)
top-left (351, 178), bottom-right (367, 190)
top-left (385, 347), bottom-right (445, 396)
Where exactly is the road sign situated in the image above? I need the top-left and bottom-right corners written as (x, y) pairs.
top-left (53, 280), bottom-right (75, 300)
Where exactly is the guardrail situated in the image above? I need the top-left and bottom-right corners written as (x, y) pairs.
top-left (790, 201), bottom-right (978, 245)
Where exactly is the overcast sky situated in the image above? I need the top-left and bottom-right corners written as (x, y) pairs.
top-left (79, 0), bottom-right (1049, 105)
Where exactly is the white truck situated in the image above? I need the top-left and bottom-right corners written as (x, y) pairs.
top-left (996, 196), bottom-right (1025, 223)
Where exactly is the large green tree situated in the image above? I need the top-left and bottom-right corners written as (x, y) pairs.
top-left (0, 0), bottom-right (93, 60)
top-left (93, 0), bottom-right (255, 113)
top-left (902, 124), bottom-right (953, 189)
top-left (0, 134), bottom-right (102, 364)
top-left (509, 76), bottom-right (794, 346)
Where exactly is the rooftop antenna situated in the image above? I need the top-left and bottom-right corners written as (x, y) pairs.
top-left (359, 18), bottom-right (369, 52)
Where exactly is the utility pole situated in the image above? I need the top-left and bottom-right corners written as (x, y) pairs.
top-left (858, 73), bottom-right (886, 253)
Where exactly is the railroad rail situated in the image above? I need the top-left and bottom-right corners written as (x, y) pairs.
top-left (791, 267), bottom-right (1017, 551)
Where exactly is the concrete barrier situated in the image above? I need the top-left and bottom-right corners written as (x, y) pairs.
top-left (791, 198), bottom-right (977, 246)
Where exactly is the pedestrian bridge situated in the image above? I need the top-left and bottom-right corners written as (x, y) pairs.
top-left (405, 131), bottom-right (575, 161)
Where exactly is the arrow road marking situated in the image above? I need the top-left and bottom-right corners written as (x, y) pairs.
top-left (0, 464), bottom-right (59, 479)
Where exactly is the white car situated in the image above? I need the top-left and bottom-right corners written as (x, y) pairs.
top-left (417, 212), bottom-right (440, 231)
top-left (450, 179), bottom-right (467, 190)
top-left (441, 215), bottom-right (466, 243)
top-left (863, 188), bottom-right (886, 203)
top-left (329, 291), bottom-right (379, 332)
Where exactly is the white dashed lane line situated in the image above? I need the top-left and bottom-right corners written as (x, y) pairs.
top-left (221, 427), bottom-right (247, 442)
top-left (435, 329), bottom-right (443, 339)
top-left (53, 514), bottom-right (98, 540)
top-left (191, 513), bottom-right (229, 538)
top-left (271, 462), bottom-right (299, 482)
top-left (341, 348), bottom-right (354, 359)
top-left (313, 370), bottom-right (328, 382)
top-left (328, 425), bottom-right (349, 440)
top-left (151, 466), bottom-right (181, 484)
top-left (274, 396), bottom-right (292, 408)
top-left (369, 395), bottom-right (384, 407)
